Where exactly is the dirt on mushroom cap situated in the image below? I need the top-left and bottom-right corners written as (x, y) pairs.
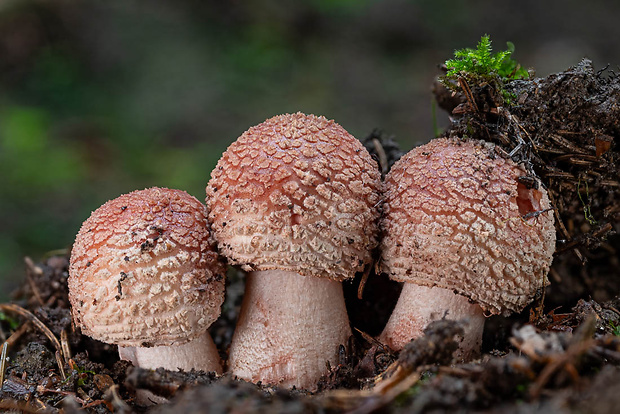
top-left (206, 112), bottom-right (382, 282)
top-left (69, 187), bottom-right (227, 347)
top-left (380, 138), bottom-right (556, 316)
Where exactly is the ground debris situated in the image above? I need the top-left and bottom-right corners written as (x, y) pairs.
top-left (16, 254), bottom-right (71, 309)
top-left (320, 319), bottom-right (465, 414)
top-left (388, 315), bottom-right (620, 413)
top-left (316, 339), bottom-right (364, 392)
top-left (124, 367), bottom-right (218, 401)
top-left (534, 297), bottom-right (620, 338)
top-left (151, 377), bottom-right (320, 414)
top-left (360, 129), bottom-right (405, 177)
top-left (0, 258), bottom-right (618, 413)
top-left (0, 341), bottom-right (131, 413)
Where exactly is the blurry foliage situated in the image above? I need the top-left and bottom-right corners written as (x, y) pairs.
top-left (1, 106), bottom-right (84, 191)
top-left (0, 310), bottom-right (20, 330)
top-left (0, 0), bottom-right (424, 298)
top-left (1, 0), bottom-right (619, 299)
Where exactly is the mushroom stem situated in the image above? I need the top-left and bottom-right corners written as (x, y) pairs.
top-left (380, 284), bottom-right (485, 360)
top-left (118, 331), bottom-right (222, 373)
top-left (229, 270), bottom-right (352, 390)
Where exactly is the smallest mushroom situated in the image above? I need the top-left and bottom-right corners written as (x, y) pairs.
top-left (379, 138), bottom-right (556, 359)
top-left (69, 187), bottom-right (227, 373)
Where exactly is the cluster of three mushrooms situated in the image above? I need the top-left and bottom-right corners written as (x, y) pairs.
top-left (68, 112), bottom-right (555, 391)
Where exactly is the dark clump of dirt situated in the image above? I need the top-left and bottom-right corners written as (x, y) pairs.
top-left (151, 377), bottom-right (321, 414)
top-left (125, 367), bottom-right (219, 403)
top-left (361, 129), bottom-right (406, 177)
top-left (397, 319), bottom-right (465, 370)
top-left (1, 60), bottom-right (620, 413)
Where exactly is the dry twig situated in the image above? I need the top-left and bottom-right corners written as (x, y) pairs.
top-left (24, 256), bottom-right (45, 306)
top-left (0, 304), bottom-right (63, 359)
top-left (0, 303), bottom-right (67, 381)
top-left (61, 329), bottom-right (71, 362)
top-left (0, 341), bottom-right (7, 387)
top-left (372, 138), bottom-right (389, 176)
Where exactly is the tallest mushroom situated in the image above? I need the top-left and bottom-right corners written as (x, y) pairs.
top-left (206, 113), bottom-right (381, 390)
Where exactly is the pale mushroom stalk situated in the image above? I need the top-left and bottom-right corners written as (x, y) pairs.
top-left (379, 138), bottom-right (556, 360)
top-left (380, 284), bottom-right (485, 360)
top-left (120, 333), bottom-right (222, 405)
top-left (229, 271), bottom-right (351, 389)
top-left (118, 332), bottom-right (222, 373)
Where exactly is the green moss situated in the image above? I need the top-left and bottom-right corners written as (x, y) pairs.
top-left (441, 35), bottom-right (529, 105)
top-left (394, 371), bottom-right (435, 406)
top-left (445, 35), bottom-right (528, 80)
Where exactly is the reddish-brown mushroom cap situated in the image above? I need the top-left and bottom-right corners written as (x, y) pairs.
top-left (69, 187), bottom-right (226, 347)
top-left (206, 112), bottom-right (382, 281)
top-left (380, 137), bottom-right (556, 316)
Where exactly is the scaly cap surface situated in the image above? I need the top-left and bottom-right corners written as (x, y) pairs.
top-left (69, 187), bottom-right (226, 347)
top-left (206, 113), bottom-right (382, 281)
top-left (380, 138), bottom-right (556, 315)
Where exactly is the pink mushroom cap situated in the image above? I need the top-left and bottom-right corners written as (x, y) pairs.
top-left (380, 137), bottom-right (556, 316)
top-left (69, 187), bottom-right (226, 349)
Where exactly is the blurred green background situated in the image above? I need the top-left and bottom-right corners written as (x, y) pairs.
top-left (1, 0), bottom-right (619, 300)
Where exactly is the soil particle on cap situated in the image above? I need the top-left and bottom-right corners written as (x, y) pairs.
top-left (116, 272), bottom-right (128, 301)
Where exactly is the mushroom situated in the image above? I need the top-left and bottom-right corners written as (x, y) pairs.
top-left (69, 187), bottom-right (226, 373)
top-left (206, 112), bottom-right (381, 390)
top-left (379, 138), bottom-right (556, 359)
